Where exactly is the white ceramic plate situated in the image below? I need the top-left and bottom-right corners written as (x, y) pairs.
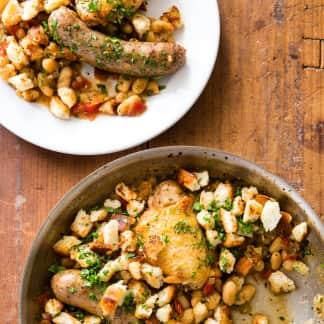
top-left (0, 0), bottom-right (220, 155)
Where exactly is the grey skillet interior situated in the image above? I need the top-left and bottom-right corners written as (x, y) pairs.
top-left (20, 146), bottom-right (324, 323)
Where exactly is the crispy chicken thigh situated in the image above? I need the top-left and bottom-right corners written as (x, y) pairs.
top-left (136, 180), bottom-right (211, 289)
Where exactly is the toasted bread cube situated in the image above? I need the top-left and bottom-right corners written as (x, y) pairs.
top-left (232, 196), bottom-right (245, 216)
top-left (135, 294), bottom-right (158, 319)
top-left (214, 183), bottom-right (233, 203)
top-left (104, 198), bottom-right (121, 209)
top-left (268, 271), bottom-right (296, 294)
top-left (282, 260), bottom-right (309, 275)
top-left (178, 168), bottom-right (201, 192)
top-left (52, 312), bottom-right (81, 324)
top-left (53, 235), bottom-right (81, 256)
top-left (243, 199), bottom-right (263, 223)
top-left (70, 244), bottom-right (99, 268)
top-left (8, 72), bottom-right (34, 91)
top-left (126, 200), bottom-right (145, 217)
top-left (70, 209), bottom-right (93, 238)
top-left (120, 230), bottom-right (137, 252)
top-left (2, 0), bottom-right (22, 26)
top-left (141, 263), bottom-right (164, 289)
top-left (157, 286), bottom-right (176, 307)
top-left (132, 14), bottom-right (151, 38)
top-left (181, 308), bottom-right (194, 323)
top-left (260, 200), bottom-right (282, 232)
top-left (103, 219), bottom-right (119, 249)
top-left (49, 96), bottom-right (70, 120)
top-left (83, 315), bottom-right (101, 324)
top-left (221, 209), bottom-right (237, 233)
top-left (99, 255), bottom-right (129, 281)
top-left (21, 0), bottom-right (42, 21)
top-left (205, 230), bottom-right (222, 247)
top-left (235, 256), bottom-right (254, 276)
top-left (90, 208), bottom-right (108, 222)
top-left (156, 304), bottom-right (172, 323)
top-left (219, 249), bottom-right (236, 274)
top-left (214, 305), bottom-right (231, 323)
top-left (100, 281), bottom-right (128, 318)
top-left (241, 186), bottom-right (258, 202)
top-left (115, 182), bottom-right (137, 201)
top-left (193, 302), bottom-right (208, 323)
top-left (44, 298), bottom-right (64, 317)
top-left (200, 191), bottom-right (214, 208)
top-left (197, 210), bottom-right (215, 230)
top-left (129, 261), bottom-right (142, 280)
top-left (205, 319), bottom-right (217, 324)
top-left (58, 87), bottom-right (77, 108)
top-left (193, 171), bottom-right (209, 187)
top-left (252, 314), bottom-right (269, 324)
top-left (0, 64), bottom-right (16, 80)
top-left (313, 294), bottom-right (324, 320)
top-left (223, 233), bottom-right (245, 248)
top-left (291, 222), bottom-right (308, 242)
top-left (6, 37), bottom-right (28, 69)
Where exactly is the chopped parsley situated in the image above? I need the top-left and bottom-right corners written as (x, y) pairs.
top-left (48, 264), bottom-right (66, 274)
top-left (205, 255), bottom-right (214, 266)
top-left (69, 287), bottom-right (77, 294)
top-left (162, 234), bottom-right (169, 244)
top-left (193, 201), bottom-right (203, 212)
top-left (219, 255), bottom-right (228, 272)
top-left (121, 292), bottom-right (136, 314)
top-left (106, 0), bottom-right (136, 23)
top-left (50, 19), bottom-right (61, 44)
top-left (238, 218), bottom-right (253, 235)
top-left (97, 84), bottom-right (107, 94)
top-left (87, 0), bottom-right (100, 12)
top-left (174, 221), bottom-right (196, 234)
top-left (88, 292), bottom-right (98, 301)
top-left (125, 253), bottom-right (136, 259)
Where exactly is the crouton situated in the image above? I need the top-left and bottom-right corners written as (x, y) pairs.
top-left (243, 199), bottom-right (263, 223)
top-left (260, 200), bottom-right (282, 232)
top-left (268, 271), bottom-right (296, 294)
top-left (223, 233), bottom-right (245, 248)
top-left (221, 209), bottom-right (237, 233)
top-left (70, 209), bottom-right (93, 238)
top-left (141, 263), bottom-right (164, 289)
top-left (241, 186), bottom-right (258, 202)
top-left (219, 249), bottom-right (236, 274)
top-left (178, 169), bottom-right (201, 192)
top-left (214, 183), bottom-right (233, 203)
top-left (100, 281), bottom-right (128, 318)
top-left (44, 298), bottom-right (64, 317)
top-left (157, 286), bottom-right (176, 307)
top-left (197, 210), bottom-right (215, 230)
top-left (90, 209), bottom-right (108, 223)
top-left (193, 302), bottom-right (208, 323)
top-left (53, 235), bottom-right (81, 256)
top-left (291, 222), bottom-right (308, 242)
top-left (52, 312), bottom-right (81, 324)
top-left (156, 304), bottom-right (172, 323)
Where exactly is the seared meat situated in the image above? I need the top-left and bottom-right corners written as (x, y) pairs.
top-left (136, 181), bottom-right (211, 289)
top-left (48, 7), bottom-right (186, 77)
top-left (52, 269), bottom-right (136, 323)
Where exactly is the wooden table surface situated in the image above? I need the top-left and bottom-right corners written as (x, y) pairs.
top-left (1, 0), bottom-right (323, 322)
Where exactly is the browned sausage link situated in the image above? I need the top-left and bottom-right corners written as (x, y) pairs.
top-left (51, 269), bottom-right (137, 323)
top-left (51, 269), bottom-right (104, 316)
top-left (48, 7), bottom-right (186, 77)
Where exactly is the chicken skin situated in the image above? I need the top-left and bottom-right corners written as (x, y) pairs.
top-left (136, 180), bottom-right (211, 289)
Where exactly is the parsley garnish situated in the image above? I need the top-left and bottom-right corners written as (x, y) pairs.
top-left (121, 292), bottom-right (136, 314)
top-left (174, 221), bottom-right (196, 234)
top-left (48, 264), bottom-right (66, 274)
top-left (97, 84), bottom-right (107, 94)
top-left (87, 0), bottom-right (100, 12)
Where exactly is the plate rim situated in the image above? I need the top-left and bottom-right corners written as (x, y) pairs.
top-left (0, 1), bottom-right (221, 155)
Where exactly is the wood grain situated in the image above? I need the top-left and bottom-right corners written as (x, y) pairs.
top-left (0, 0), bottom-right (324, 323)
top-left (303, 39), bottom-right (320, 67)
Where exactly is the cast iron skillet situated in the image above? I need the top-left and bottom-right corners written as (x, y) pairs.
top-left (20, 146), bottom-right (324, 323)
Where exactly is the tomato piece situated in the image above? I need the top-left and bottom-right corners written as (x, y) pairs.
top-left (0, 40), bottom-right (8, 56)
top-left (63, 48), bottom-right (77, 61)
top-left (71, 103), bottom-right (100, 116)
top-left (127, 98), bottom-right (147, 116)
top-left (203, 282), bottom-right (215, 296)
top-left (71, 76), bottom-right (91, 90)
